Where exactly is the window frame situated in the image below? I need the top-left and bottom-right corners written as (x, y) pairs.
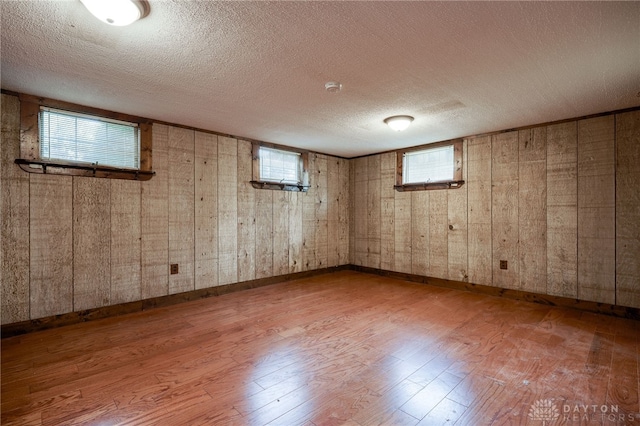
top-left (395, 139), bottom-right (464, 191)
top-left (250, 142), bottom-right (309, 192)
top-left (17, 94), bottom-right (153, 181)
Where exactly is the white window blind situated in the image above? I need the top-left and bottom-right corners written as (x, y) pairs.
top-left (259, 146), bottom-right (301, 184)
top-left (39, 107), bottom-right (140, 170)
top-left (403, 145), bottom-right (454, 184)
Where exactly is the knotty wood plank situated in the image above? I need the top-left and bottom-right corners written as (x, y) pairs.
top-left (448, 139), bottom-right (468, 282)
top-left (237, 139), bottom-right (256, 282)
top-left (194, 131), bottom-right (218, 289)
top-left (411, 191), bottom-right (429, 276)
top-left (288, 191), bottom-right (303, 273)
top-left (302, 153), bottom-right (317, 270)
top-left (577, 116), bottom-right (615, 304)
top-left (217, 136), bottom-right (238, 285)
top-left (518, 127), bottom-right (547, 295)
top-left (547, 121), bottom-right (578, 298)
top-left (353, 157), bottom-right (368, 267)
top-left (273, 190), bottom-right (289, 276)
top-left (73, 178), bottom-right (110, 310)
top-left (338, 158), bottom-right (350, 266)
top-left (255, 188), bottom-right (273, 278)
top-left (111, 179), bottom-right (141, 304)
top-left (429, 190), bottom-right (448, 279)
top-left (1, 94), bottom-right (30, 323)
top-left (29, 173), bottom-right (73, 319)
top-left (141, 124), bottom-right (168, 298)
top-left (467, 136), bottom-right (492, 286)
top-left (615, 110), bottom-right (640, 308)
top-left (394, 190), bottom-right (412, 274)
top-left (168, 126), bottom-right (195, 294)
top-left (492, 131), bottom-right (519, 290)
top-left (327, 157), bottom-right (340, 267)
top-left (380, 152), bottom-right (396, 272)
top-left (315, 154), bottom-right (328, 269)
top-left (367, 155), bottom-right (381, 269)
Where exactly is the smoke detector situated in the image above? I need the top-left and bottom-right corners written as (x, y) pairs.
top-left (325, 82), bottom-right (342, 93)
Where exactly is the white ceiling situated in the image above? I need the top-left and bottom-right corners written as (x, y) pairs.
top-left (2, 1), bottom-right (639, 158)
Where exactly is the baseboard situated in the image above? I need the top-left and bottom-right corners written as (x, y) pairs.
top-left (1, 265), bottom-right (350, 338)
top-left (349, 265), bottom-right (640, 321)
top-left (3, 263), bottom-right (637, 338)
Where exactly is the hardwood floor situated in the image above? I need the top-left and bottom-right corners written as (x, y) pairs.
top-left (2, 271), bottom-right (639, 425)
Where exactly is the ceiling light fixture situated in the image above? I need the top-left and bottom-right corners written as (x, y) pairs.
top-left (80, 0), bottom-right (149, 26)
top-left (384, 115), bottom-right (414, 131)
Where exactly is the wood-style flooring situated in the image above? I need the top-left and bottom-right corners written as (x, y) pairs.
top-left (2, 271), bottom-right (639, 425)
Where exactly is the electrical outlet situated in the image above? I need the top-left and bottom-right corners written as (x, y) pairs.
top-left (500, 260), bottom-right (508, 270)
top-left (170, 264), bottom-right (179, 274)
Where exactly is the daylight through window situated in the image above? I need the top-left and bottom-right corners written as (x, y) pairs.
top-left (258, 146), bottom-right (302, 185)
top-left (403, 144), bottom-right (454, 184)
top-left (39, 107), bottom-right (140, 170)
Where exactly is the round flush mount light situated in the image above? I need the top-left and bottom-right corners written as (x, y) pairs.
top-left (384, 115), bottom-right (414, 131)
top-left (325, 81), bottom-right (343, 93)
top-left (80, 0), bottom-right (149, 26)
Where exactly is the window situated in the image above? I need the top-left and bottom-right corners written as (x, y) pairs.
top-left (395, 139), bottom-right (464, 191)
top-left (251, 143), bottom-right (308, 191)
top-left (40, 107), bottom-right (140, 170)
top-left (17, 94), bottom-right (153, 180)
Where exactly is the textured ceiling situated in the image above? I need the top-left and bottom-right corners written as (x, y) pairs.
top-left (2, 1), bottom-right (639, 157)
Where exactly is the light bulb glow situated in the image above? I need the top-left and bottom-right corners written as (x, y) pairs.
top-left (80, 0), bottom-right (146, 26)
top-left (384, 115), bottom-right (414, 131)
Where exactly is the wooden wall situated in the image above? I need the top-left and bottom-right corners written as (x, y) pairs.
top-left (352, 111), bottom-right (640, 308)
top-left (1, 92), bottom-right (638, 326)
top-left (0, 94), bottom-right (350, 324)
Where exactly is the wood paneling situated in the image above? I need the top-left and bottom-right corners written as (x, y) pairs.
top-left (29, 174), bottom-right (73, 318)
top-left (492, 131), bottom-right (519, 289)
top-left (616, 110), bottom-right (640, 308)
top-left (168, 127), bottom-right (195, 294)
top-left (547, 121), bottom-right (578, 298)
top-left (411, 191), bottom-right (429, 276)
top-left (518, 128), bottom-right (547, 294)
top-left (349, 160), bottom-right (356, 265)
top-left (217, 136), bottom-right (238, 285)
top-left (429, 191), bottom-right (448, 279)
top-left (327, 158), bottom-right (340, 267)
top-left (273, 191), bottom-right (289, 276)
top-left (315, 154), bottom-right (328, 269)
top-left (394, 191), bottom-right (412, 274)
top-left (255, 189), bottom-right (274, 278)
top-left (302, 154), bottom-right (317, 270)
top-left (141, 124), bottom-right (169, 298)
top-left (447, 140), bottom-right (467, 282)
top-left (73, 178), bottom-right (110, 310)
top-left (195, 131), bottom-right (218, 289)
top-left (467, 136), bottom-right (492, 286)
top-left (367, 155), bottom-right (381, 269)
top-left (111, 180), bottom-right (141, 304)
top-left (380, 153), bottom-right (395, 271)
top-left (338, 158), bottom-right (350, 266)
top-left (1, 94), bottom-right (30, 323)
top-left (577, 116), bottom-right (615, 304)
top-left (288, 191), bottom-right (303, 273)
top-left (237, 140), bottom-right (256, 282)
top-left (353, 157), bottom-right (368, 267)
